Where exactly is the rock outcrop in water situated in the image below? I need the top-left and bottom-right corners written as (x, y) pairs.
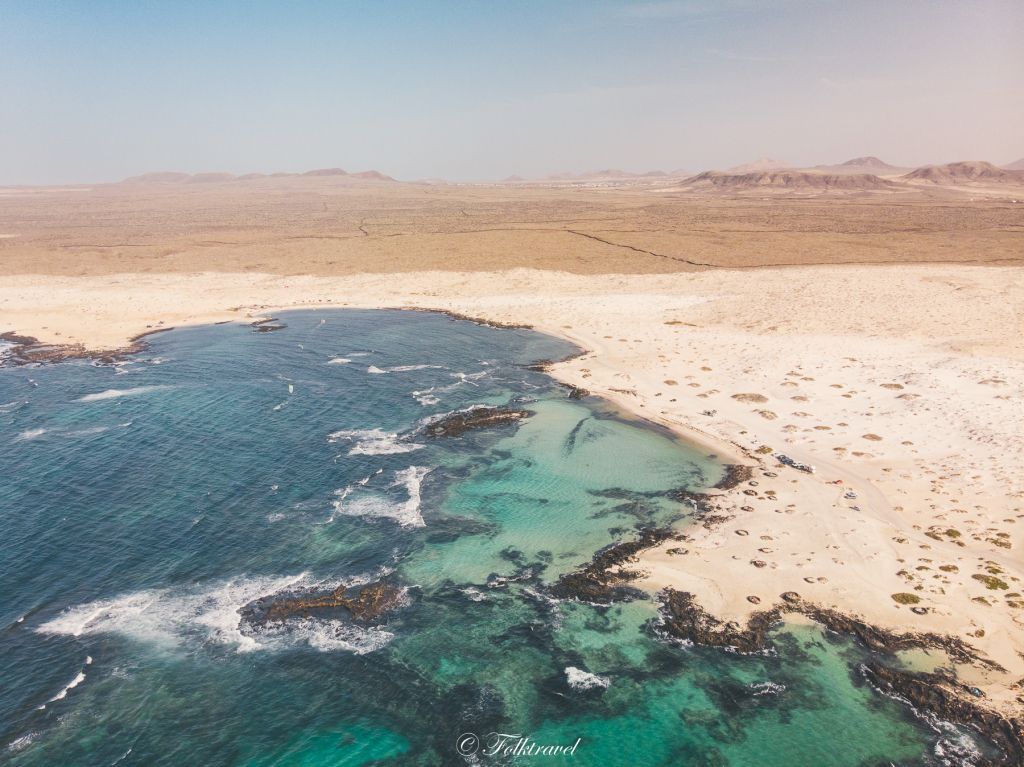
top-left (423, 407), bottom-right (531, 438)
top-left (251, 318), bottom-right (286, 332)
top-left (550, 528), bottom-right (680, 603)
top-left (241, 581), bottom-right (404, 626)
top-left (655, 588), bottom-right (1022, 764)
top-left (1, 328), bottom-right (170, 366)
top-left (657, 589), bottom-right (782, 653)
top-left (864, 662), bottom-right (1023, 767)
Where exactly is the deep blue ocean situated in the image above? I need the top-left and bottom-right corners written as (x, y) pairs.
top-left (0, 310), bottom-right (984, 765)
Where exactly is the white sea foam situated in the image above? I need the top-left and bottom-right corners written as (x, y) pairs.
top-left (450, 370), bottom-right (488, 387)
top-left (257, 617), bottom-right (395, 654)
top-left (332, 466), bottom-right (430, 527)
top-left (37, 574), bottom-right (308, 653)
top-left (16, 425), bottom-right (113, 442)
top-left (46, 670), bottom-right (86, 704)
top-left (327, 357), bottom-right (351, 365)
top-left (76, 385), bottom-right (169, 403)
top-left (35, 573), bottom-right (400, 655)
top-left (412, 390), bottom-right (440, 406)
top-left (367, 363), bottom-right (443, 374)
top-left (327, 428), bottom-right (422, 456)
top-left (387, 364), bottom-right (443, 373)
top-left (565, 666), bottom-right (610, 690)
top-left (749, 681), bottom-right (786, 696)
top-left (63, 426), bottom-right (110, 438)
top-left (6, 731), bottom-right (37, 752)
top-left (416, 403), bottom-right (490, 431)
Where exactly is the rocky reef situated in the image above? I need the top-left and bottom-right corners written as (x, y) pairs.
top-left (241, 580), bottom-right (404, 626)
top-left (423, 406), bottom-right (531, 438)
top-left (864, 662), bottom-right (1023, 766)
top-left (549, 528), bottom-right (681, 603)
top-left (712, 464), bottom-right (754, 490)
top-left (1, 328), bottom-right (171, 366)
top-left (654, 588), bottom-right (1022, 764)
top-left (656, 589), bottom-right (782, 653)
top-left (251, 318), bottom-right (286, 332)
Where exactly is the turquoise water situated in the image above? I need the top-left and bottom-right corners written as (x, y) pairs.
top-left (0, 310), bottom-right (977, 765)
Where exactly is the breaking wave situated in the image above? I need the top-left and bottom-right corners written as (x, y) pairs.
top-left (331, 466), bottom-right (430, 527)
top-left (76, 385), bottom-right (170, 403)
top-left (565, 666), bottom-right (610, 690)
top-left (327, 428), bottom-right (422, 455)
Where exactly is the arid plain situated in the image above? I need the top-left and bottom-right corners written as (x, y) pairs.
top-left (2, 172), bottom-right (1024, 723)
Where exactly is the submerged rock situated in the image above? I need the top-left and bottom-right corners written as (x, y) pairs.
top-left (654, 588), bottom-right (1021, 763)
top-left (423, 407), bottom-right (531, 438)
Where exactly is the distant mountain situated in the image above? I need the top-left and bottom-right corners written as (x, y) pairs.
top-left (902, 161), bottom-right (1022, 184)
top-left (681, 170), bottom-right (899, 192)
top-left (577, 169), bottom-right (636, 179)
top-left (725, 158), bottom-right (791, 173)
top-left (540, 169), bottom-right (671, 182)
top-left (185, 172), bottom-right (236, 183)
top-left (1001, 158), bottom-right (1024, 171)
top-left (122, 172), bottom-right (190, 183)
top-left (810, 156), bottom-right (907, 175)
top-left (119, 167), bottom-right (398, 184)
top-left (302, 168), bottom-right (348, 176)
top-left (349, 170), bottom-right (395, 181)
top-left (500, 175), bottom-right (525, 183)
top-left (839, 156), bottom-right (894, 169)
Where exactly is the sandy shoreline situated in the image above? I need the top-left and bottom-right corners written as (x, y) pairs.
top-left (2, 265), bottom-right (1023, 721)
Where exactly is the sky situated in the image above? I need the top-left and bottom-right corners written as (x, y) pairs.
top-left (0, 0), bottom-right (1021, 184)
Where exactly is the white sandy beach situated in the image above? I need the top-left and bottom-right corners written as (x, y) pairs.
top-left (2, 264), bottom-right (1023, 712)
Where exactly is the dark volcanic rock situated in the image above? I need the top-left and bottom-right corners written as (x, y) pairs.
top-left (241, 581), bottom-right (403, 626)
top-left (251, 318), bottom-right (286, 333)
top-left (550, 528), bottom-right (680, 603)
top-left (423, 407), bottom-right (531, 438)
top-left (657, 589), bottom-right (782, 653)
top-left (1, 328), bottom-right (170, 366)
top-left (714, 464), bottom-right (755, 490)
top-left (654, 587), bottom-right (1018, 763)
top-left (864, 662), bottom-right (1023, 766)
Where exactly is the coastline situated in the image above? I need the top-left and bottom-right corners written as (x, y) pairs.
top-left (2, 266), bottom-right (1022, 735)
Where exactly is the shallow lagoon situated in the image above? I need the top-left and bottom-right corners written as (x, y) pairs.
top-left (0, 310), bottom-right (978, 765)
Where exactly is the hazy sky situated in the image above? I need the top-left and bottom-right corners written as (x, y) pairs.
top-left (1, 0), bottom-right (1021, 184)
